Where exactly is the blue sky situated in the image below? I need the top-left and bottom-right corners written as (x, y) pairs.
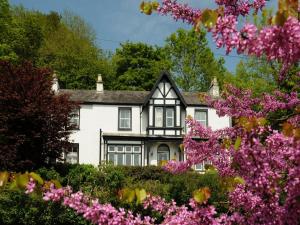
top-left (10, 0), bottom-right (277, 72)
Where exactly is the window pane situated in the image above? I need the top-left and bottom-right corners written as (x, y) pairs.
top-left (66, 144), bottom-right (79, 164)
top-left (70, 109), bottom-right (80, 128)
top-left (125, 146), bottom-right (131, 152)
top-left (166, 108), bottom-right (174, 127)
top-left (133, 154), bottom-right (141, 166)
top-left (117, 146), bottom-right (123, 152)
top-left (125, 154), bottom-right (131, 165)
top-left (195, 111), bottom-right (207, 126)
top-left (155, 107), bottom-right (163, 127)
top-left (195, 162), bottom-right (204, 170)
top-left (119, 109), bottom-right (131, 129)
top-left (108, 146), bottom-right (115, 152)
top-left (117, 154), bottom-right (123, 165)
top-left (166, 118), bottom-right (173, 127)
top-left (133, 146), bottom-right (141, 153)
top-left (108, 152), bottom-right (114, 163)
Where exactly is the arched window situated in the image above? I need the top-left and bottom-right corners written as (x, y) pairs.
top-left (157, 144), bottom-right (170, 165)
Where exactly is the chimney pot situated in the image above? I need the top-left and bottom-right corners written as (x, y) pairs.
top-left (52, 71), bottom-right (59, 92)
top-left (209, 77), bottom-right (219, 97)
top-left (96, 74), bottom-right (104, 92)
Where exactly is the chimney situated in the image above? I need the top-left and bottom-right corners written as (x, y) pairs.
top-left (96, 74), bottom-right (104, 92)
top-left (52, 72), bottom-right (59, 92)
top-left (209, 77), bottom-right (219, 97)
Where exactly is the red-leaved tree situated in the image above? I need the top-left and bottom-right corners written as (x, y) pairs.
top-left (0, 61), bottom-right (77, 171)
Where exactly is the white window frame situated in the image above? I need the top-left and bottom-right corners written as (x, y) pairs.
top-left (166, 107), bottom-right (175, 127)
top-left (195, 109), bottom-right (208, 127)
top-left (66, 143), bottom-right (79, 164)
top-left (118, 108), bottom-right (132, 130)
top-left (107, 145), bottom-right (141, 166)
top-left (154, 107), bottom-right (163, 127)
top-left (70, 108), bottom-right (80, 129)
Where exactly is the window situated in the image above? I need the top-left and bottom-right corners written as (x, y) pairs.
top-left (155, 107), bottom-right (163, 127)
top-left (70, 109), bottom-right (80, 129)
top-left (166, 108), bottom-right (175, 127)
top-left (195, 110), bottom-right (208, 127)
top-left (119, 108), bottom-right (131, 130)
top-left (107, 145), bottom-right (141, 166)
top-left (66, 143), bottom-right (79, 164)
top-left (195, 160), bottom-right (211, 171)
top-left (157, 144), bottom-right (170, 166)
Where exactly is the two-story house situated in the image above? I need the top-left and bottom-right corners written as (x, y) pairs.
top-left (53, 71), bottom-right (230, 171)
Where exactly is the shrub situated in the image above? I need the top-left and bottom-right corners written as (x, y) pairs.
top-left (0, 188), bottom-right (91, 225)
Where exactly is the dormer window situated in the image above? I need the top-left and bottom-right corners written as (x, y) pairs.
top-left (166, 107), bottom-right (175, 127)
top-left (118, 107), bottom-right (132, 130)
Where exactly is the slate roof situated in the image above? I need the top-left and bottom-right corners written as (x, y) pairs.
top-left (59, 89), bottom-right (207, 106)
top-left (59, 89), bottom-right (149, 105)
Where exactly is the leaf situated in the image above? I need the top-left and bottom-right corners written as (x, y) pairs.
top-left (294, 128), bottom-right (300, 140)
top-left (15, 173), bottom-right (29, 189)
top-left (51, 179), bottom-right (62, 188)
top-left (234, 136), bottom-right (242, 151)
top-left (140, 2), bottom-right (153, 15)
top-left (119, 188), bottom-right (136, 203)
top-left (193, 187), bottom-right (211, 204)
top-left (0, 171), bottom-right (9, 187)
top-left (179, 144), bottom-right (184, 152)
top-left (135, 188), bottom-right (147, 204)
top-left (201, 9), bottom-right (218, 29)
top-left (234, 176), bottom-right (245, 185)
top-left (29, 172), bottom-right (44, 185)
top-left (257, 117), bottom-right (267, 126)
top-left (274, 10), bottom-right (288, 26)
top-left (139, 1), bottom-right (145, 12)
top-left (159, 160), bottom-right (168, 167)
top-left (282, 122), bottom-right (294, 137)
top-left (151, 1), bottom-right (159, 10)
top-left (222, 138), bottom-right (232, 149)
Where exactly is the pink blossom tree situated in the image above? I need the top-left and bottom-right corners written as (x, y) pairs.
top-left (140, 0), bottom-right (300, 224)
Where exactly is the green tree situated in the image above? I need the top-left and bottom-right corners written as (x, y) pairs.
top-left (37, 10), bottom-right (112, 89)
top-left (164, 28), bottom-right (227, 92)
top-left (0, 2), bottom-right (113, 90)
top-left (111, 42), bottom-right (171, 91)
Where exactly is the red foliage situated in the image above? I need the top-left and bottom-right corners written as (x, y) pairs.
top-left (0, 61), bottom-right (77, 170)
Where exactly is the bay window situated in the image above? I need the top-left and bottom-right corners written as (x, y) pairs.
top-left (107, 145), bottom-right (141, 166)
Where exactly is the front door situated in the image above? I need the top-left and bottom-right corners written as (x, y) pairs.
top-left (157, 144), bottom-right (170, 166)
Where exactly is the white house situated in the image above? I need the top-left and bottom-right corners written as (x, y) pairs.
top-left (53, 71), bottom-right (231, 171)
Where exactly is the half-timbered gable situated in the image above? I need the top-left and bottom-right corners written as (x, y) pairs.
top-left (143, 71), bottom-right (186, 136)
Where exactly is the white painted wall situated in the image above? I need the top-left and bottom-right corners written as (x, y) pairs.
top-left (186, 106), bottom-right (231, 130)
top-left (69, 103), bottom-right (230, 166)
top-left (69, 104), bottom-right (141, 165)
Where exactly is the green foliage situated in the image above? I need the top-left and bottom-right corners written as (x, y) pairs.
top-left (0, 2), bottom-right (112, 90)
top-left (111, 42), bottom-right (171, 90)
top-left (164, 28), bottom-right (228, 91)
top-left (0, 189), bottom-right (91, 225)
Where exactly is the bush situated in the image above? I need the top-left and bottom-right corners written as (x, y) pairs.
top-left (0, 188), bottom-right (91, 225)
top-left (35, 164), bottom-right (228, 212)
